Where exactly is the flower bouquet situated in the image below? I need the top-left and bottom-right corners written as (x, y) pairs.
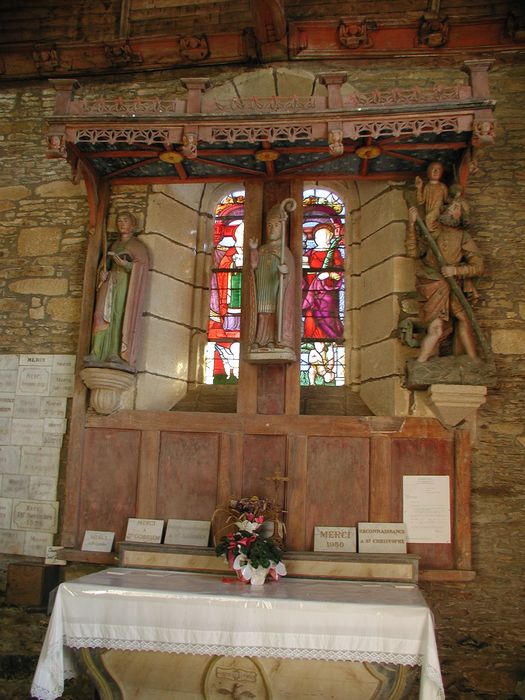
top-left (215, 499), bottom-right (287, 585)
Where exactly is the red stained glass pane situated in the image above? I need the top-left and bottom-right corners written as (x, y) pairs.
top-left (206, 191), bottom-right (245, 384)
top-left (301, 189), bottom-right (346, 385)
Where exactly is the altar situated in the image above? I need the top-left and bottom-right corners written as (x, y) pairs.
top-left (31, 567), bottom-right (444, 700)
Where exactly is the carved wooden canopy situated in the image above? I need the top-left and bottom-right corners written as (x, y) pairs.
top-left (46, 60), bottom-right (495, 206)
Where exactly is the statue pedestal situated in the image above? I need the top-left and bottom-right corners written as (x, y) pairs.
top-left (427, 383), bottom-right (487, 428)
top-left (245, 347), bottom-right (296, 364)
top-left (405, 356), bottom-right (497, 389)
top-left (80, 367), bottom-right (136, 415)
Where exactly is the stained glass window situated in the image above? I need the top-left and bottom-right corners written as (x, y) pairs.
top-left (205, 191), bottom-right (245, 384)
top-left (301, 188), bottom-right (346, 386)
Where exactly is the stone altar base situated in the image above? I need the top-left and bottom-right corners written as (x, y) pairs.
top-left (82, 649), bottom-right (418, 700)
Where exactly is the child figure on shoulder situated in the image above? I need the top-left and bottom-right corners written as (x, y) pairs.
top-left (415, 161), bottom-right (448, 230)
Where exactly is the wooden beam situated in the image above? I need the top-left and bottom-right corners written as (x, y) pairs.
top-left (454, 428), bottom-right (472, 570)
top-left (369, 435), bottom-right (393, 522)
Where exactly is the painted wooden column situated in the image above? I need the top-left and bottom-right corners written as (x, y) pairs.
top-left (238, 179), bottom-right (301, 415)
top-left (237, 180), bottom-right (262, 414)
top-left (62, 182), bottom-right (109, 547)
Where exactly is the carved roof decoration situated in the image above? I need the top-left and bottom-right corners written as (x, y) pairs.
top-left (0, 1), bottom-right (523, 81)
top-left (47, 61), bottom-right (495, 188)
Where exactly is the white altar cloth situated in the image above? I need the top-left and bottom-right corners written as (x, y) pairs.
top-left (31, 567), bottom-right (444, 700)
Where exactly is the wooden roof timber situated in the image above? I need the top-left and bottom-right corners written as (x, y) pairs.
top-left (0, 11), bottom-right (523, 82)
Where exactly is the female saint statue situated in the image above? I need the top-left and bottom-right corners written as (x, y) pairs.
top-left (85, 211), bottom-right (149, 371)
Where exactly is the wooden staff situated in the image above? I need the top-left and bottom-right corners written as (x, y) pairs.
top-left (276, 198), bottom-right (297, 344)
top-left (404, 191), bottom-right (490, 359)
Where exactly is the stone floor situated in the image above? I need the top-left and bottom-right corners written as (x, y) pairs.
top-left (0, 598), bottom-right (93, 700)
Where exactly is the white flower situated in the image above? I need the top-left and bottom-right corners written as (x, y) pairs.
top-left (235, 519), bottom-right (260, 533)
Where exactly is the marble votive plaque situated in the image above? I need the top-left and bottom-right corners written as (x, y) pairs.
top-left (1, 475), bottom-right (29, 499)
top-left (17, 367), bottom-right (50, 396)
top-left (20, 446), bottom-right (60, 477)
top-left (0, 498), bottom-right (13, 529)
top-left (12, 500), bottom-right (59, 533)
top-left (11, 419), bottom-right (43, 446)
top-left (0, 446), bottom-right (21, 474)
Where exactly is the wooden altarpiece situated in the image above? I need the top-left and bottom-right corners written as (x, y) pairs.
top-left (47, 61), bottom-right (496, 582)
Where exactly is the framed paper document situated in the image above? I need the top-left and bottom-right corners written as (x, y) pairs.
top-left (403, 475), bottom-right (451, 543)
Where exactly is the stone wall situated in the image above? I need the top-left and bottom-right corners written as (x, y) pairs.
top-left (0, 59), bottom-right (524, 699)
top-left (0, 84), bottom-right (88, 355)
top-left (355, 182), bottom-right (416, 416)
top-left (418, 60), bottom-right (525, 698)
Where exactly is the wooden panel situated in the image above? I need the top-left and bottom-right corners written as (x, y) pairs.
top-left (79, 428), bottom-right (141, 544)
top-left (217, 431), bottom-right (243, 506)
top-left (257, 365), bottom-right (285, 414)
top-left (136, 430), bottom-right (160, 518)
top-left (390, 437), bottom-right (454, 570)
top-left (286, 434), bottom-right (308, 550)
top-left (157, 432), bottom-right (220, 521)
top-left (305, 437), bottom-right (370, 549)
top-left (242, 434), bottom-right (287, 501)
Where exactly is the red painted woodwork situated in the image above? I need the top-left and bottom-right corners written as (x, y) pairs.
top-left (241, 434), bottom-right (288, 502)
top-left (68, 412), bottom-right (466, 577)
top-left (79, 428), bottom-right (141, 544)
top-left (390, 437), bottom-right (455, 570)
top-left (305, 436), bottom-right (370, 550)
top-left (157, 432), bottom-right (220, 522)
top-left (257, 365), bottom-right (286, 414)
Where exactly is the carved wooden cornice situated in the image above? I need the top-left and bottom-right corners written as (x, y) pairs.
top-left (0, 13), bottom-right (523, 82)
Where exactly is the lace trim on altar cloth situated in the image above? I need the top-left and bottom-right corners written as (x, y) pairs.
top-left (31, 675), bottom-right (76, 700)
top-left (66, 636), bottom-right (423, 666)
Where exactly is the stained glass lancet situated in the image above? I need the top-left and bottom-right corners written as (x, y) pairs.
top-left (301, 188), bottom-right (346, 386)
top-left (204, 190), bottom-right (245, 384)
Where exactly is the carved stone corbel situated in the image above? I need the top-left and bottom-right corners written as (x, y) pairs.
top-left (427, 384), bottom-right (487, 429)
top-left (80, 367), bottom-right (135, 415)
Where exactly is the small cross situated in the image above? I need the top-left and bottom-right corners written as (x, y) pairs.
top-left (265, 469), bottom-right (289, 509)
